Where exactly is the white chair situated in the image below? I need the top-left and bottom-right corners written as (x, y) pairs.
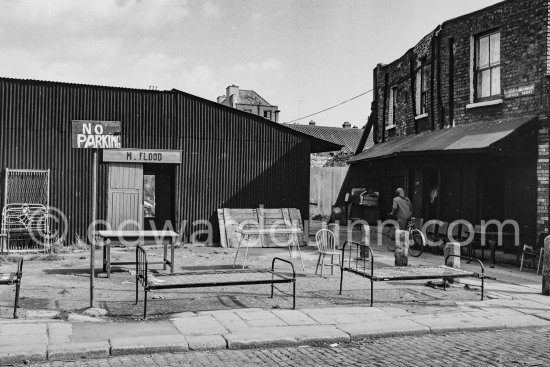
top-left (315, 229), bottom-right (341, 276)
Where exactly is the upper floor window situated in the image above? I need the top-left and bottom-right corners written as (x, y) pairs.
top-left (415, 66), bottom-right (427, 116)
top-left (263, 110), bottom-right (272, 119)
top-left (475, 30), bottom-right (500, 101)
top-left (387, 86), bottom-right (397, 128)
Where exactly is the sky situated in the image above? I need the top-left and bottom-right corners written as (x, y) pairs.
top-left (0, 0), bottom-right (502, 128)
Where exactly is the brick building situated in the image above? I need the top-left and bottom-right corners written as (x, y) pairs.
top-left (340, 0), bottom-right (550, 245)
top-left (217, 85), bottom-right (280, 123)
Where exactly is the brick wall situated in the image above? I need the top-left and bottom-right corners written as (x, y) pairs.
top-left (373, 0), bottom-right (549, 137)
top-left (369, 0), bottom-right (550, 237)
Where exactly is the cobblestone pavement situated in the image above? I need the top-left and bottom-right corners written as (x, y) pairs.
top-left (31, 327), bottom-right (550, 367)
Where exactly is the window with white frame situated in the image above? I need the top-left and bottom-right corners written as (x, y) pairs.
top-left (475, 29), bottom-right (500, 100)
top-left (415, 66), bottom-right (427, 116)
top-left (387, 86), bottom-right (397, 128)
top-left (263, 110), bottom-right (272, 119)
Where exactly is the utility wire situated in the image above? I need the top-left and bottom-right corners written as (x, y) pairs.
top-left (284, 89), bottom-right (373, 124)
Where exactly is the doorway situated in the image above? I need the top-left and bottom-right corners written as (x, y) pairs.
top-left (106, 163), bottom-right (175, 231)
top-left (143, 164), bottom-right (175, 231)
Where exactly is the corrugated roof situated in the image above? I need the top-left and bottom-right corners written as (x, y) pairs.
top-left (284, 124), bottom-right (364, 153)
top-left (349, 115), bottom-right (537, 163)
top-left (0, 77), bottom-right (339, 154)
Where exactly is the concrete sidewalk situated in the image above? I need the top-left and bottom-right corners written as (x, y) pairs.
top-left (1, 292), bottom-right (550, 364)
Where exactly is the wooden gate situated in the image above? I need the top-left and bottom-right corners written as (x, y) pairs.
top-left (107, 163), bottom-right (143, 230)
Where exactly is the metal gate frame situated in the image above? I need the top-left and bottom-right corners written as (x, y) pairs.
top-left (3, 169), bottom-right (50, 207)
top-left (2, 169), bottom-right (51, 253)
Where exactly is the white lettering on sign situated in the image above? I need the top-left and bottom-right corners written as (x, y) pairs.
top-left (76, 134), bottom-right (120, 148)
top-left (504, 85), bottom-right (535, 99)
top-left (103, 149), bottom-right (182, 164)
top-left (72, 121), bottom-right (122, 149)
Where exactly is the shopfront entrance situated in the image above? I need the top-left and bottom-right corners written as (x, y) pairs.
top-left (103, 149), bottom-right (181, 231)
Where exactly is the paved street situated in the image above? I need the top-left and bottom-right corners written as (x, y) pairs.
top-left (30, 327), bottom-right (550, 367)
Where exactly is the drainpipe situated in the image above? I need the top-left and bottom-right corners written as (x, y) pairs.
top-left (430, 32), bottom-right (436, 131)
top-left (436, 27), bottom-right (444, 129)
top-left (381, 72), bottom-right (389, 142)
top-left (409, 54), bottom-right (418, 134)
top-left (373, 66), bottom-right (379, 144)
top-left (448, 37), bottom-right (455, 128)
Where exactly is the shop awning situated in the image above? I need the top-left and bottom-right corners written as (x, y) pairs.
top-left (348, 115), bottom-right (537, 164)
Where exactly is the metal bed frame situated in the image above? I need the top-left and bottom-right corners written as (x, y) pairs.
top-left (0, 257), bottom-right (23, 318)
top-left (135, 245), bottom-right (296, 319)
top-left (339, 241), bottom-right (486, 306)
top-left (0, 203), bottom-right (51, 253)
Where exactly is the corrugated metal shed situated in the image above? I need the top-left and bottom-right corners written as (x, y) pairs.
top-left (349, 115), bottom-right (536, 163)
top-left (284, 124), bottom-right (362, 153)
top-left (0, 77), bottom-right (338, 244)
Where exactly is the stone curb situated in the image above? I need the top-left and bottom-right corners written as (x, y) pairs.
top-left (224, 325), bottom-right (351, 349)
top-left (2, 316), bottom-right (550, 362)
top-left (0, 344), bottom-right (47, 364)
top-left (110, 335), bottom-right (188, 356)
top-left (336, 319), bottom-right (431, 340)
top-left (47, 341), bottom-right (110, 361)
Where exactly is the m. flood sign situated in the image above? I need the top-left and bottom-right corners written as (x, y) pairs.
top-left (72, 120), bottom-right (122, 149)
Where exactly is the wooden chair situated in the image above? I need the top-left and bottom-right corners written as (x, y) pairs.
top-left (315, 229), bottom-right (341, 276)
top-left (520, 232), bottom-right (548, 274)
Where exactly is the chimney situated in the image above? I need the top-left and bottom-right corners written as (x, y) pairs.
top-left (342, 121), bottom-right (351, 128)
top-left (309, 120), bottom-right (316, 126)
top-left (226, 85), bottom-right (239, 107)
top-left (217, 96), bottom-right (225, 104)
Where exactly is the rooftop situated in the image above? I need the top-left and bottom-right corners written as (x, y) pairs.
top-left (285, 123), bottom-right (366, 153)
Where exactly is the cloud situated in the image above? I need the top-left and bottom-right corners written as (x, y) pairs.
top-left (261, 59), bottom-right (282, 71)
top-left (203, 1), bottom-right (221, 18)
top-left (250, 12), bottom-right (263, 22)
top-left (231, 58), bottom-right (283, 74)
top-left (0, 0), bottom-right (191, 40)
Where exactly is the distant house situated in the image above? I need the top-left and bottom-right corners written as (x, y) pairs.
top-left (217, 85), bottom-right (280, 123)
top-left (285, 121), bottom-right (370, 167)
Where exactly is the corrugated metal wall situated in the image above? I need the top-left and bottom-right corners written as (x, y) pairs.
top-left (0, 78), bottom-right (310, 244)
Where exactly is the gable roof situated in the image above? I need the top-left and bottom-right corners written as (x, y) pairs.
top-left (0, 76), bottom-right (339, 153)
top-left (284, 124), bottom-right (365, 153)
top-left (218, 89), bottom-right (277, 107)
top-left (237, 89), bottom-right (274, 106)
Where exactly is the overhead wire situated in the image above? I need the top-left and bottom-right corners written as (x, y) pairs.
top-left (284, 89), bottom-right (373, 124)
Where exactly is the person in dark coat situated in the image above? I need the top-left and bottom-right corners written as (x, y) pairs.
top-left (391, 188), bottom-right (413, 230)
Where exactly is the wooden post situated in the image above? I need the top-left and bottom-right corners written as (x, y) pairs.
top-left (543, 238), bottom-right (550, 296)
top-left (90, 149), bottom-right (97, 308)
top-left (394, 229), bottom-right (409, 266)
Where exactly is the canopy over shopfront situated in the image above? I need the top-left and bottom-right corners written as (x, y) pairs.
top-left (349, 115), bottom-right (537, 163)
top-left (339, 115), bottom-right (539, 245)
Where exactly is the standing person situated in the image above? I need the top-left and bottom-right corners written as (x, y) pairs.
top-left (391, 188), bottom-right (413, 230)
